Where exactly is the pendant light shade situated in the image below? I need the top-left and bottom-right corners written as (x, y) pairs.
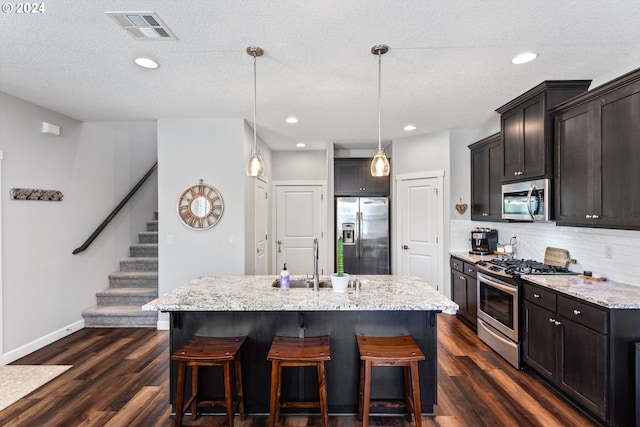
top-left (370, 44), bottom-right (390, 177)
top-left (246, 46), bottom-right (265, 177)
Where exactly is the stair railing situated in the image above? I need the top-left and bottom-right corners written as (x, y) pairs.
top-left (72, 161), bottom-right (158, 255)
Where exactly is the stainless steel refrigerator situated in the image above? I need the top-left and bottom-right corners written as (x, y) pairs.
top-left (336, 197), bottom-right (390, 274)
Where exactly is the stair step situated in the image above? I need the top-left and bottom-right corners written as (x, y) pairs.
top-left (139, 231), bottom-right (158, 244)
top-left (108, 271), bottom-right (158, 288)
top-left (97, 288), bottom-right (158, 306)
top-left (120, 257), bottom-right (158, 272)
top-left (82, 305), bottom-right (157, 328)
top-left (130, 243), bottom-right (158, 257)
top-left (147, 220), bottom-right (158, 232)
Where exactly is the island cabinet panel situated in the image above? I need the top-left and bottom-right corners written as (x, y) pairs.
top-left (169, 310), bottom-right (438, 415)
top-left (554, 67), bottom-right (640, 230)
top-left (334, 158), bottom-right (390, 196)
top-left (496, 80), bottom-right (591, 183)
top-left (469, 133), bottom-right (503, 221)
top-left (449, 256), bottom-right (477, 328)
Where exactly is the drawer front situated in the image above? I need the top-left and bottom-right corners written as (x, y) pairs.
top-left (450, 257), bottom-right (464, 272)
top-left (463, 262), bottom-right (477, 277)
top-left (524, 284), bottom-right (557, 311)
top-left (558, 296), bottom-right (608, 334)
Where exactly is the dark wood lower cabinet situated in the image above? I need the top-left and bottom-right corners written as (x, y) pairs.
top-left (523, 281), bottom-right (639, 426)
top-left (558, 315), bottom-right (607, 418)
top-left (450, 256), bottom-right (477, 329)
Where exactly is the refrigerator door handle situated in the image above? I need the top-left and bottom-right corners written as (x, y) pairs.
top-left (357, 211), bottom-right (363, 259)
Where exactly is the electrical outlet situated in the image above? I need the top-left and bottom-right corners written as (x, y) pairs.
top-left (605, 245), bottom-right (613, 259)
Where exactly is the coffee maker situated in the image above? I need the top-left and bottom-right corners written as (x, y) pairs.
top-left (470, 228), bottom-right (498, 255)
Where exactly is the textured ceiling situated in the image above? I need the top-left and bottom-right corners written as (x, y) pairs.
top-left (1, 1), bottom-right (639, 150)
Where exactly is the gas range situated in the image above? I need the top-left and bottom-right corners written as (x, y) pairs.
top-left (476, 257), bottom-right (575, 283)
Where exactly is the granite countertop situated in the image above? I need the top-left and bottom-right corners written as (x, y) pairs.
top-left (142, 275), bottom-right (459, 314)
top-left (450, 251), bottom-right (640, 309)
top-left (522, 275), bottom-right (640, 309)
top-left (450, 251), bottom-right (497, 264)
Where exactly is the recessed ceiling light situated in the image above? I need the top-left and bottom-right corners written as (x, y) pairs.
top-left (511, 52), bottom-right (538, 65)
top-left (296, 143), bottom-right (306, 148)
top-left (286, 117), bottom-right (299, 124)
top-left (134, 57), bottom-right (159, 69)
top-left (404, 125), bottom-right (416, 131)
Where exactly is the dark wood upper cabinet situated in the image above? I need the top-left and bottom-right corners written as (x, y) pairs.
top-left (553, 68), bottom-right (640, 230)
top-left (334, 158), bottom-right (390, 196)
top-left (496, 80), bottom-right (591, 183)
top-left (469, 133), bottom-right (503, 221)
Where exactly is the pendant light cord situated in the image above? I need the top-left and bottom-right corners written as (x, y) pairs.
top-left (377, 50), bottom-right (382, 151)
top-left (253, 53), bottom-right (257, 152)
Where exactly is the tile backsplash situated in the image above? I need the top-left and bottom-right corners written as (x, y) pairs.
top-left (451, 219), bottom-right (640, 288)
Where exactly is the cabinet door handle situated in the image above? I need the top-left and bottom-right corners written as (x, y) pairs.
top-left (573, 309), bottom-right (581, 315)
top-left (549, 318), bottom-right (556, 323)
top-left (586, 214), bottom-right (592, 219)
top-left (533, 293), bottom-right (540, 298)
top-left (592, 214), bottom-right (600, 219)
top-left (403, 245), bottom-right (410, 250)
top-left (467, 269), bottom-right (475, 274)
top-left (277, 240), bottom-right (283, 253)
top-left (483, 213), bottom-right (489, 217)
top-left (460, 276), bottom-right (465, 280)
top-left (554, 321), bottom-right (562, 326)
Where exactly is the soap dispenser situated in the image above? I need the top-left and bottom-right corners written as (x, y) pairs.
top-left (280, 263), bottom-right (290, 289)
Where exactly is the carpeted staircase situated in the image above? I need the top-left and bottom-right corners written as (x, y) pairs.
top-left (82, 213), bottom-right (158, 327)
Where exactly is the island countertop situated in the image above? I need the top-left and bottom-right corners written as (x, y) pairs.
top-left (143, 274), bottom-right (459, 314)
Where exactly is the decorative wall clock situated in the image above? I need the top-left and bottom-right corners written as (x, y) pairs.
top-left (177, 180), bottom-right (224, 230)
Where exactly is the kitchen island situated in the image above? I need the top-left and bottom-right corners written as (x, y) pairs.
top-left (143, 275), bottom-right (458, 415)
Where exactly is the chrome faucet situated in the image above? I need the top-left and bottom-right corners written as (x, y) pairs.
top-left (313, 238), bottom-right (319, 292)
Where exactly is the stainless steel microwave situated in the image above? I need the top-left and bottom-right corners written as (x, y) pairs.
top-left (502, 179), bottom-right (550, 221)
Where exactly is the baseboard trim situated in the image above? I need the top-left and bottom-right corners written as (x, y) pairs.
top-left (1, 319), bottom-right (85, 365)
top-left (156, 320), bottom-right (170, 330)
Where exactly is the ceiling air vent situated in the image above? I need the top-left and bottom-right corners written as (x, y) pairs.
top-left (106, 12), bottom-right (178, 40)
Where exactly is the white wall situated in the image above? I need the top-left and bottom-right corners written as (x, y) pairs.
top-left (272, 150), bottom-right (327, 181)
top-left (157, 119), bottom-right (270, 327)
top-left (0, 92), bottom-right (157, 362)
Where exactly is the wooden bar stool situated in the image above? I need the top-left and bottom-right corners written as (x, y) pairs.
top-left (356, 335), bottom-right (425, 427)
top-left (267, 335), bottom-right (331, 427)
top-left (171, 335), bottom-right (246, 427)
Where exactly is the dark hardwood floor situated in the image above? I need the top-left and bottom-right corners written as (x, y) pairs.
top-left (0, 314), bottom-right (598, 426)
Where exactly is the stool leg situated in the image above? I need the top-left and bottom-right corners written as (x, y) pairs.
top-left (317, 362), bottom-right (329, 427)
top-left (410, 361), bottom-right (422, 427)
top-left (362, 361), bottom-right (372, 427)
top-left (403, 365), bottom-right (413, 421)
top-left (223, 361), bottom-right (234, 427)
top-left (190, 365), bottom-right (198, 420)
top-left (175, 361), bottom-right (186, 427)
top-left (357, 360), bottom-right (364, 421)
top-left (268, 360), bottom-right (280, 427)
top-left (234, 353), bottom-right (245, 420)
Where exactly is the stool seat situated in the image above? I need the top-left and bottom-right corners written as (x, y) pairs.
top-left (172, 336), bottom-right (246, 427)
top-left (357, 335), bottom-right (425, 427)
top-left (267, 336), bottom-right (330, 427)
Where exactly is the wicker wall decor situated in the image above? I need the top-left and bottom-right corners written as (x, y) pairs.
top-left (10, 188), bottom-right (63, 201)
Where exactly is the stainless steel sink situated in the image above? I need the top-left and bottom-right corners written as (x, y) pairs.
top-left (272, 278), bottom-right (331, 288)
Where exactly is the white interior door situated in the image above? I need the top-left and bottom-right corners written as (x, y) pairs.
top-left (275, 185), bottom-right (323, 276)
top-left (398, 177), bottom-right (441, 289)
top-left (254, 178), bottom-right (268, 275)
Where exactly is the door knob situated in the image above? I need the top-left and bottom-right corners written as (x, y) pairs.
top-left (402, 245), bottom-right (409, 250)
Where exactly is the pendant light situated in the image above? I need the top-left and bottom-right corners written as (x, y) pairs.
top-left (246, 46), bottom-right (265, 176)
top-left (370, 44), bottom-right (390, 177)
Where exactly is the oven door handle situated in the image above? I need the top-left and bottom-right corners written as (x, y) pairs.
top-left (478, 273), bottom-right (517, 296)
